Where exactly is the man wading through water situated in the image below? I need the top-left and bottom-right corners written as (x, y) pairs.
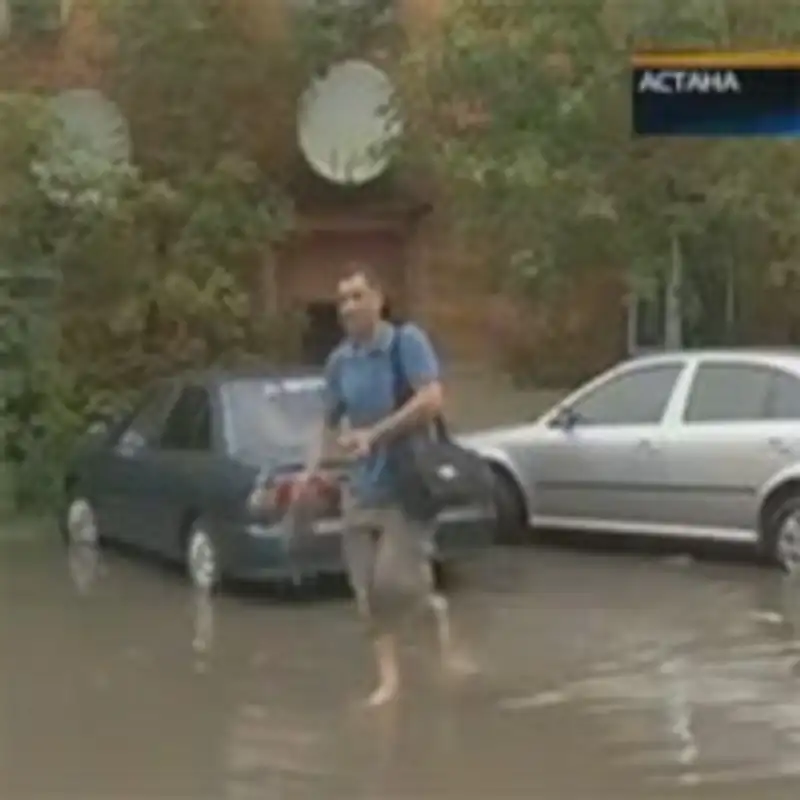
top-left (298, 265), bottom-right (466, 707)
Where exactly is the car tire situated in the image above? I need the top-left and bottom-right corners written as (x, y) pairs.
top-left (491, 468), bottom-right (528, 546)
top-left (185, 522), bottom-right (221, 591)
top-left (763, 492), bottom-right (800, 574)
top-left (432, 559), bottom-right (454, 592)
top-left (60, 496), bottom-right (102, 547)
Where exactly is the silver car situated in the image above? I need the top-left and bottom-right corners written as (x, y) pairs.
top-left (462, 349), bottom-right (800, 571)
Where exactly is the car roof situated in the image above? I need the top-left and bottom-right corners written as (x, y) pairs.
top-left (625, 347), bottom-right (800, 370)
top-left (175, 364), bottom-right (324, 389)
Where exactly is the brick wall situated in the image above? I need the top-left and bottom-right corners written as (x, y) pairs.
top-left (404, 211), bottom-right (496, 362)
top-left (489, 268), bottom-right (628, 386)
top-left (0, 0), bottom-right (107, 91)
top-left (275, 222), bottom-right (408, 309)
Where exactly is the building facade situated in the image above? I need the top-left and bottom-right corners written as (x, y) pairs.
top-left (1, 0), bottom-right (504, 368)
top-left (8, 0), bottom-right (791, 384)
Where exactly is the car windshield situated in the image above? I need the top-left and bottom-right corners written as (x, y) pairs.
top-left (222, 377), bottom-right (325, 463)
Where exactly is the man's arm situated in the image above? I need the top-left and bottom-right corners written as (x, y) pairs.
top-left (370, 324), bottom-right (443, 444)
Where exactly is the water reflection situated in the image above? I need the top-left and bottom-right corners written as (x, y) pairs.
top-left (192, 588), bottom-right (215, 673)
top-left (67, 542), bottom-right (101, 595)
top-left (660, 656), bottom-right (700, 786)
top-left (569, 574), bottom-right (800, 786)
top-left (9, 544), bottom-right (800, 799)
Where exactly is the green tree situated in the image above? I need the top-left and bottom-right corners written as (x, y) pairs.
top-left (399, 0), bottom-right (800, 371)
top-left (0, 0), bottom-right (299, 509)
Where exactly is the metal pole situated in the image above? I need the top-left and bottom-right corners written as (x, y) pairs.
top-left (665, 231), bottom-right (683, 349)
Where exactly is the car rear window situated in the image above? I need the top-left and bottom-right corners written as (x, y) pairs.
top-left (222, 377), bottom-right (325, 463)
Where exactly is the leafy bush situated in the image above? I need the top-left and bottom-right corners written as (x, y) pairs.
top-left (398, 0), bottom-right (800, 379)
top-left (0, 92), bottom-right (297, 511)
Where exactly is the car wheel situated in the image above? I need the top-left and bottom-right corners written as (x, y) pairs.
top-left (62, 497), bottom-right (101, 547)
top-left (491, 468), bottom-right (528, 545)
top-left (765, 493), bottom-right (800, 574)
top-left (185, 523), bottom-right (220, 591)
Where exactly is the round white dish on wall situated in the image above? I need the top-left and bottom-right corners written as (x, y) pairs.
top-left (35, 89), bottom-right (132, 206)
top-left (297, 59), bottom-right (403, 186)
top-left (46, 88), bottom-right (131, 172)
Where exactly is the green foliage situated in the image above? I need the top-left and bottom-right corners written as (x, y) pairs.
top-left (0, 4), bottom-right (298, 511)
top-left (0, 357), bottom-right (86, 510)
top-left (291, 0), bottom-right (399, 75)
top-left (399, 0), bottom-right (800, 301)
top-left (102, 0), bottom-right (298, 177)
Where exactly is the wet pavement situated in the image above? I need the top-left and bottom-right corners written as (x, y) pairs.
top-left (3, 536), bottom-right (800, 799)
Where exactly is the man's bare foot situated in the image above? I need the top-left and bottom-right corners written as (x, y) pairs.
top-left (365, 680), bottom-right (400, 707)
top-left (366, 635), bottom-right (400, 707)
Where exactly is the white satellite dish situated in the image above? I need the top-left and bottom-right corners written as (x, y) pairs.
top-left (297, 59), bottom-right (402, 186)
top-left (34, 89), bottom-right (132, 207)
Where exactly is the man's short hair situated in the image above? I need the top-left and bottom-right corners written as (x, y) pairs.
top-left (339, 262), bottom-right (383, 292)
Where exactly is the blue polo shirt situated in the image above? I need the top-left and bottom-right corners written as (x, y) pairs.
top-left (323, 322), bottom-right (440, 507)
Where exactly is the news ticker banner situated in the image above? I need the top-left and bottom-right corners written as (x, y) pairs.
top-left (632, 50), bottom-right (800, 136)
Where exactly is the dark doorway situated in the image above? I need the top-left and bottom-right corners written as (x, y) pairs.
top-left (303, 302), bottom-right (341, 365)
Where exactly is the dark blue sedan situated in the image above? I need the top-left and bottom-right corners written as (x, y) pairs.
top-left (59, 369), bottom-right (495, 589)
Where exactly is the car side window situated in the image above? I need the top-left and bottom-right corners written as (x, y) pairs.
top-left (569, 364), bottom-right (683, 426)
top-left (159, 386), bottom-right (213, 451)
top-left (684, 364), bottom-right (772, 423)
top-left (767, 370), bottom-right (800, 420)
top-left (115, 383), bottom-right (177, 453)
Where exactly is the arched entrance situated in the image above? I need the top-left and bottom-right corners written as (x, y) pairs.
top-left (302, 301), bottom-right (340, 365)
top-left (276, 221), bottom-right (409, 365)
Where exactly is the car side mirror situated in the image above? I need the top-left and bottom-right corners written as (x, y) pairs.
top-left (549, 406), bottom-right (579, 431)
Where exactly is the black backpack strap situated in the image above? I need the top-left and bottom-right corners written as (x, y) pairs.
top-left (389, 325), bottom-right (449, 439)
top-left (389, 324), bottom-right (413, 410)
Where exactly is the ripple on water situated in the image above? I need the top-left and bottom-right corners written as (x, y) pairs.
top-left (565, 638), bottom-right (800, 786)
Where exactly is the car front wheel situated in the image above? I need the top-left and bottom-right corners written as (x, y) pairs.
top-left (491, 469), bottom-right (528, 545)
top-left (764, 492), bottom-right (800, 574)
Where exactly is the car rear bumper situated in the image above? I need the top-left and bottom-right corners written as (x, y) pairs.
top-left (224, 504), bottom-right (495, 582)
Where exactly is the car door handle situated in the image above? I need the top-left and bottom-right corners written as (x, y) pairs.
top-left (636, 439), bottom-right (657, 452)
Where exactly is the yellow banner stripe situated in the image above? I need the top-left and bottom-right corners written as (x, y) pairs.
top-left (632, 50), bottom-right (800, 68)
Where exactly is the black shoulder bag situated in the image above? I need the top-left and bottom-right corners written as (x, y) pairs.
top-left (388, 325), bottom-right (495, 520)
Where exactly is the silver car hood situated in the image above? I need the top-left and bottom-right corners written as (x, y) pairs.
top-left (457, 423), bottom-right (540, 454)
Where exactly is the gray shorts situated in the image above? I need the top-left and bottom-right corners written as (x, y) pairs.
top-left (341, 491), bottom-right (438, 636)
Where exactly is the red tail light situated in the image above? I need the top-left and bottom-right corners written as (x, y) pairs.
top-left (268, 477), bottom-right (296, 512)
top-left (309, 473), bottom-right (340, 503)
top-left (251, 471), bottom-right (341, 518)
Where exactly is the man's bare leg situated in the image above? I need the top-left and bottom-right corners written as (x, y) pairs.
top-left (429, 592), bottom-right (454, 659)
top-left (367, 634), bottom-right (400, 707)
top-left (429, 591), bottom-right (477, 677)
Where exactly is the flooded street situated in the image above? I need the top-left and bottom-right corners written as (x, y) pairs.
top-left (4, 537), bottom-right (800, 799)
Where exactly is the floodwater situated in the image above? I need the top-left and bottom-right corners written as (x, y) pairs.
top-left (3, 537), bottom-right (800, 799)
